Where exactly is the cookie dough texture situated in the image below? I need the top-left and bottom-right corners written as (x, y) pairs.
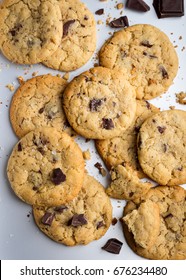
top-left (63, 67), bottom-right (136, 139)
top-left (0, 0), bottom-right (62, 64)
top-left (99, 24), bottom-right (178, 100)
top-left (123, 200), bottom-right (160, 249)
top-left (96, 100), bottom-right (159, 177)
top-left (137, 110), bottom-right (186, 186)
top-left (7, 128), bottom-right (85, 206)
top-left (123, 185), bottom-right (186, 260)
top-left (10, 74), bottom-right (75, 138)
top-left (107, 164), bottom-right (152, 200)
top-left (43, 0), bottom-right (96, 71)
top-left (33, 174), bottom-right (112, 246)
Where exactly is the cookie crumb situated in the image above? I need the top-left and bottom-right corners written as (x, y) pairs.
top-left (94, 162), bottom-right (107, 176)
top-left (32, 71), bottom-right (38, 77)
top-left (6, 84), bottom-right (15, 91)
top-left (63, 72), bottom-right (70, 80)
top-left (17, 76), bottom-right (25, 85)
top-left (116, 3), bottom-right (124, 9)
top-left (83, 149), bottom-right (91, 160)
top-left (176, 92), bottom-right (186, 105)
top-left (97, 20), bottom-right (103, 25)
top-left (169, 105), bottom-right (175, 110)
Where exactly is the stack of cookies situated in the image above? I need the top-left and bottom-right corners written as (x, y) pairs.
top-left (3, 0), bottom-right (186, 259)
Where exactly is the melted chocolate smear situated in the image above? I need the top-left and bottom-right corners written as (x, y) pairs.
top-left (38, 107), bottom-right (44, 114)
top-left (68, 214), bottom-right (87, 227)
top-left (41, 212), bottom-right (55, 226)
top-left (102, 238), bottom-right (123, 254)
top-left (63, 20), bottom-right (76, 38)
top-left (51, 168), bottom-right (66, 185)
top-left (109, 16), bottom-right (129, 28)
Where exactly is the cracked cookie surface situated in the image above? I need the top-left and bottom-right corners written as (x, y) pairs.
top-left (123, 185), bottom-right (186, 260)
top-left (137, 110), bottom-right (186, 186)
top-left (7, 128), bottom-right (85, 206)
top-left (42, 0), bottom-right (96, 71)
top-left (63, 67), bottom-right (136, 139)
top-left (33, 173), bottom-right (112, 246)
top-left (0, 0), bottom-right (62, 64)
top-left (10, 74), bottom-right (75, 138)
top-left (96, 100), bottom-right (159, 177)
top-left (99, 24), bottom-right (178, 100)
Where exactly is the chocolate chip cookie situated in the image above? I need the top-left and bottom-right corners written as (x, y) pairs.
top-left (0, 0), bottom-right (62, 64)
top-left (43, 0), bottom-right (96, 71)
top-left (99, 24), bottom-right (178, 99)
top-left (10, 74), bottom-right (75, 138)
top-left (137, 110), bottom-right (186, 185)
top-left (63, 67), bottom-right (136, 139)
top-left (33, 173), bottom-right (112, 246)
top-left (7, 128), bottom-right (85, 206)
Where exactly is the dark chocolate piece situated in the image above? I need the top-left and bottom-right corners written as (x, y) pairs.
top-left (109, 16), bottom-right (129, 28)
top-left (102, 118), bottom-right (114, 130)
top-left (54, 205), bottom-right (68, 213)
top-left (9, 24), bottom-right (23, 36)
top-left (97, 221), bottom-right (105, 229)
top-left (68, 214), bottom-right (87, 227)
top-left (63, 20), bottom-right (76, 37)
top-left (157, 126), bottom-right (166, 134)
top-left (153, 0), bottom-right (184, 18)
top-left (102, 238), bottom-right (123, 254)
top-left (143, 51), bottom-right (158, 59)
top-left (38, 107), bottom-right (44, 114)
top-left (140, 40), bottom-right (153, 48)
top-left (89, 98), bottom-right (105, 112)
top-left (17, 142), bottom-right (22, 151)
top-left (126, 0), bottom-right (150, 12)
top-left (95, 9), bottom-right (104, 15)
top-left (41, 212), bottom-right (55, 226)
top-left (112, 217), bottom-right (118, 226)
top-left (51, 168), bottom-right (66, 185)
top-left (160, 66), bottom-right (169, 79)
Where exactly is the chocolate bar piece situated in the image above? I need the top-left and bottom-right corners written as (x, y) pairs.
top-left (153, 0), bottom-right (184, 18)
top-left (126, 0), bottom-right (150, 12)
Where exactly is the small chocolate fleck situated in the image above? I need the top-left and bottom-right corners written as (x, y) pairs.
top-left (89, 98), bottom-right (105, 112)
top-left (143, 51), bottom-right (158, 59)
top-left (84, 15), bottom-right (89, 20)
top-left (37, 147), bottom-right (45, 155)
top-left (163, 144), bottom-right (167, 152)
top-left (120, 50), bottom-right (127, 58)
top-left (41, 212), bottom-right (55, 226)
top-left (38, 107), bottom-right (45, 114)
top-left (95, 9), bottom-right (104, 15)
top-left (68, 214), bottom-right (87, 227)
top-left (54, 205), bottom-right (68, 213)
top-left (129, 191), bottom-right (134, 197)
top-left (102, 238), bottom-right (123, 254)
top-left (97, 221), bottom-right (105, 229)
top-left (94, 162), bottom-right (102, 170)
top-left (140, 40), bottom-right (153, 48)
top-left (109, 16), bottom-right (129, 28)
top-left (17, 142), bottom-right (22, 151)
top-left (177, 166), bottom-right (183, 171)
top-left (157, 126), bottom-right (166, 134)
top-left (9, 23), bottom-right (22, 36)
top-left (160, 66), bottom-right (169, 79)
top-left (145, 100), bottom-right (151, 110)
top-left (102, 118), bottom-right (114, 130)
top-left (51, 168), bottom-right (66, 185)
top-left (63, 20), bottom-right (76, 37)
top-left (112, 217), bottom-right (118, 226)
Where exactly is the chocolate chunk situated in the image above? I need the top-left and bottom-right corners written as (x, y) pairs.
top-left (163, 143), bottom-right (167, 152)
top-left (102, 118), bottom-right (114, 130)
top-left (63, 20), bottom-right (76, 37)
top-left (54, 205), bottom-right (68, 213)
top-left (97, 221), bottom-right (105, 229)
top-left (140, 40), bottom-right (153, 48)
top-left (89, 98), bottom-right (105, 112)
top-left (102, 238), bottom-right (123, 254)
top-left (160, 66), bottom-right (169, 79)
top-left (38, 107), bottom-right (44, 114)
top-left (153, 0), bottom-right (184, 18)
top-left (143, 51), bottom-right (158, 59)
top-left (37, 147), bottom-right (45, 155)
top-left (95, 9), bottom-right (104, 15)
top-left (17, 142), bottom-right (22, 151)
top-left (68, 214), bottom-right (87, 227)
top-left (126, 0), bottom-right (150, 12)
top-left (109, 16), bottom-right (129, 28)
top-left (94, 162), bottom-right (103, 172)
top-left (157, 126), bottom-right (166, 134)
top-left (112, 217), bottom-right (118, 226)
top-left (51, 168), bottom-right (66, 185)
top-left (9, 23), bottom-right (23, 36)
top-left (84, 15), bottom-right (89, 20)
top-left (145, 100), bottom-right (151, 110)
top-left (41, 212), bottom-right (55, 226)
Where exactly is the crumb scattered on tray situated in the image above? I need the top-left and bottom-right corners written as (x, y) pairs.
top-left (169, 105), bottom-right (175, 110)
top-left (176, 92), bottom-right (186, 104)
top-left (116, 3), bottom-right (124, 10)
top-left (63, 72), bottom-right (70, 80)
top-left (6, 84), bottom-right (15, 91)
top-left (83, 149), bottom-right (91, 160)
top-left (17, 76), bottom-right (25, 85)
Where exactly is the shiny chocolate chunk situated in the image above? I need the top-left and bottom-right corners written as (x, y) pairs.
top-left (68, 214), bottom-right (87, 227)
top-left (126, 0), bottom-right (150, 12)
top-left (143, 51), bottom-right (158, 59)
top-left (41, 212), bottom-right (55, 226)
top-left (102, 118), bottom-right (114, 130)
top-left (95, 9), bottom-right (104, 15)
top-left (153, 0), bottom-right (184, 18)
top-left (63, 20), bottom-right (76, 37)
top-left (109, 16), bottom-right (129, 28)
top-left (38, 107), bottom-right (44, 114)
top-left (102, 238), bottom-right (123, 254)
top-left (51, 168), bottom-right (66, 185)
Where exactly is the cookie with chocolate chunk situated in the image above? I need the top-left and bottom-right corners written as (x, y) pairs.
top-left (123, 185), bottom-right (186, 259)
top-left (137, 110), bottom-right (186, 185)
top-left (0, 0), bottom-right (62, 64)
top-left (63, 67), bottom-right (136, 139)
top-left (33, 174), bottom-right (112, 246)
top-left (7, 128), bottom-right (85, 206)
top-left (10, 74), bottom-right (75, 138)
top-left (42, 0), bottom-right (96, 71)
top-left (99, 24), bottom-right (178, 99)
top-left (96, 100), bottom-right (159, 177)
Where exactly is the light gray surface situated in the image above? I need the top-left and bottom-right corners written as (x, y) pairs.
top-left (0, 0), bottom-right (185, 260)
